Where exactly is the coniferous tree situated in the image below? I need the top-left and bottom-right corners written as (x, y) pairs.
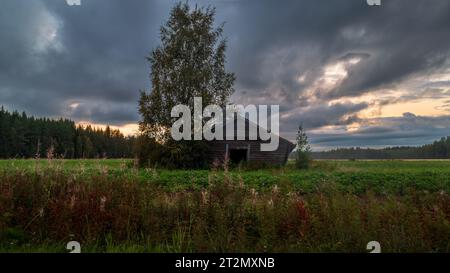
top-left (0, 107), bottom-right (135, 159)
top-left (295, 125), bottom-right (311, 169)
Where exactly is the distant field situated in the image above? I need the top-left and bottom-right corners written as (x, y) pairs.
top-left (3, 158), bottom-right (450, 171)
top-left (1, 159), bottom-right (449, 252)
top-left (0, 159), bottom-right (130, 171)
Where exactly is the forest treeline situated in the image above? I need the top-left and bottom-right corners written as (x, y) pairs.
top-left (313, 137), bottom-right (450, 159)
top-left (0, 107), bottom-right (135, 159)
top-left (4, 106), bottom-right (450, 160)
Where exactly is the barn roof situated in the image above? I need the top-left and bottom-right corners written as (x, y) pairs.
top-left (209, 114), bottom-right (295, 150)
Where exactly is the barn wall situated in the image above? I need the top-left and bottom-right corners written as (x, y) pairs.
top-left (207, 139), bottom-right (294, 165)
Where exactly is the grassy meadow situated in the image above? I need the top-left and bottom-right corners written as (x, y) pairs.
top-left (0, 159), bottom-right (449, 253)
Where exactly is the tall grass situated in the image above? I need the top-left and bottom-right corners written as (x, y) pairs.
top-left (0, 163), bottom-right (449, 253)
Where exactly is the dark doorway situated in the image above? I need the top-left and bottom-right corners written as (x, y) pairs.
top-left (229, 149), bottom-right (248, 164)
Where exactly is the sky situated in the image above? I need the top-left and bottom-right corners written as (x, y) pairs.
top-left (1, 0), bottom-right (450, 150)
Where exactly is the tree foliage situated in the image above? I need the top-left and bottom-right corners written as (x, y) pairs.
top-left (138, 2), bottom-right (235, 168)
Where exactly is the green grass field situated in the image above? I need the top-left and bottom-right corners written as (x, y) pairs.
top-left (0, 159), bottom-right (450, 193)
top-left (2, 159), bottom-right (449, 193)
top-left (1, 159), bottom-right (449, 253)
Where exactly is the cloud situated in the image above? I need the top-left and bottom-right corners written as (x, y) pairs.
top-left (0, 0), bottom-right (167, 124)
top-left (307, 113), bottom-right (450, 150)
top-left (67, 100), bottom-right (139, 124)
top-left (1, 0), bottom-right (450, 148)
top-left (281, 102), bottom-right (368, 130)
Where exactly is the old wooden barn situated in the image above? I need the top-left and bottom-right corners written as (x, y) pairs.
top-left (206, 116), bottom-right (296, 166)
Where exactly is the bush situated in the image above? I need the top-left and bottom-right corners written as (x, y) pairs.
top-left (135, 136), bottom-right (210, 169)
top-left (296, 151), bottom-right (311, 169)
top-left (134, 135), bottom-right (164, 168)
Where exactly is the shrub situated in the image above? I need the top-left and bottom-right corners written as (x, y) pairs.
top-left (296, 151), bottom-right (311, 169)
top-left (135, 136), bottom-right (210, 169)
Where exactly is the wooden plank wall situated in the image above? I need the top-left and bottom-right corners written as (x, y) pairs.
top-left (207, 139), bottom-right (295, 165)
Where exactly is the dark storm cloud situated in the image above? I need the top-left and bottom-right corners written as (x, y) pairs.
top-left (281, 102), bottom-right (367, 130)
top-left (1, 0), bottom-right (450, 147)
top-left (68, 100), bottom-right (139, 124)
top-left (0, 0), bottom-right (172, 124)
top-left (225, 0), bottom-right (450, 101)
